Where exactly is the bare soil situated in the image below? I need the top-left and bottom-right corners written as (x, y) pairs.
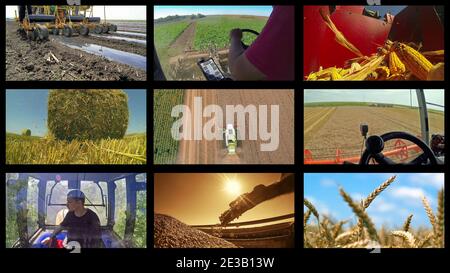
top-left (177, 89), bottom-right (295, 164)
top-left (5, 21), bottom-right (146, 81)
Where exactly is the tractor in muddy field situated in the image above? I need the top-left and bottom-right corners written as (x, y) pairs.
top-left (16, 5), bottom-right (118, 41)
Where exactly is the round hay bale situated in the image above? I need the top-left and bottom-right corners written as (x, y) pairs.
top-left (21, 129), bottom-right (31, 136)
top-left (48, 89), bottom-right (129, 141)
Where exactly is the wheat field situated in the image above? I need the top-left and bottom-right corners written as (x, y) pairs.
top-left (6, 133), bottom-right (146, 164)
top-left (304, 176), bottom-right (444, 248)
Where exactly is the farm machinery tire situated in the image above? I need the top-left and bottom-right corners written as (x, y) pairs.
top-left (79, 25), bottom-right (89, 36)
top-left (94, 25), bottom-right (103, 34)
top-left (36, 25), bottom-right (49, 41)
top-left (64, 26), bottom-right (73, 37)
top-left (102, 25), bottom-right (110, 33)
top-left (109, 24), bottom-right (117, 32)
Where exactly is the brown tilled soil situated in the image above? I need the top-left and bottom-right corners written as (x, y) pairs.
top-left (177, 89), bottom-right (295, 164)
top-left (154, 214), bottom-right (237, 248)
top-left (5, 21), bottom-right (146, 81)
top-left (74, 34), bottom-right (146, 56)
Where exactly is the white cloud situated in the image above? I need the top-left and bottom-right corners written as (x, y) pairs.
top-left (304, 196), bottom-right (332, 217)
top-left (350, 192), bottom-right (365, 202)
top-left (390, 186), bottom-right (425, 199)
top-left (388, 186), bottom-right (433, 207)
top-left (407, 173), bottom-right (444, 189)
top-left (369, 199), bottom-right (397, 213)
top-left (320, 178), bottom-right (338, 188)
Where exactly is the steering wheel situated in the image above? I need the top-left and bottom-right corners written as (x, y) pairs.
top-left (240, 29), bottom-right (260, 49)
top-left (359, 131), bottom-right (438, 165)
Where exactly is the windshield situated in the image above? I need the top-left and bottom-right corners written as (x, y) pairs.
top-left (304, 89), bottom-right (445, 164)
top-left (154, 5), bottom-right (271, 80)
top-left (46, 180), bottom-right (108, 226)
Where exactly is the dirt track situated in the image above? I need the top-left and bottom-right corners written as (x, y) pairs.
top-left (177, 89), bottom-right (294, 164)
top-left (168, 22), bottom-right (196, 56)
top-left (5, 21), bottom-right (146, 81)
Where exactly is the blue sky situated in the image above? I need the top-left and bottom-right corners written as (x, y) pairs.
top-left (154, 6), bottom-right (272, 19)
top-left (304, 173), bottom-right (444, 229)
top-left (6, 89), bottom-right (146, 136)
top-left (304, 89), bottom-right (444, 111)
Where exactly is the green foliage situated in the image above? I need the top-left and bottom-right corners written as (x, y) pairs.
top-left (112, 179), bottom-right (146, 248)
top-left (153, 89), bottom-right (185, 164)
top-left (6, 181), bottom-right (19, 248)
top-left (194, 16), bottom-right (267, 51)
top-left (133, 191), bottom-right (147, 248)
top-left (155, 14), bottom-right (205, 24)
top-left (154, 21), bottom-right (190, 52)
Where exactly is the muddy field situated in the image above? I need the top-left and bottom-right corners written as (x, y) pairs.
top-left (5, 21), bottom-right (146, 81)
top-left (177, 89), bottom-right (295, 164)
top-left (304, 106), bottom-right (445, 161)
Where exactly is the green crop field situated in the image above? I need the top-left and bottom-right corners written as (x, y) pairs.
top-left (154, 15), bottom-right (267, 52)
top-left (194, 15), bottom-right (267, 51)
top-left (154, 89), bottom-right (185, 164)
top-left (154, 20), bottom-right (190, 52)
top-left (6, 132), bottom-right (146, 164)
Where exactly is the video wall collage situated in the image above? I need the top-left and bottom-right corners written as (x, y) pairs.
top-left (1, 1), bottom-right (447, 271)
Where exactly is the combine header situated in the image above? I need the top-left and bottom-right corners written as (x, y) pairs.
top-left (16, 5), bottom-right (118, 41)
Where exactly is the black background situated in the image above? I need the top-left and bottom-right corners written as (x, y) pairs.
top-left (0, 0), bottom-right (448, 272)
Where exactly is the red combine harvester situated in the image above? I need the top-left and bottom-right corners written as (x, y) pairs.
top-left (303, 6), bottom-right (444, 77)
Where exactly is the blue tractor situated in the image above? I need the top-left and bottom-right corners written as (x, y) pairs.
top-left (6, 173), bottom-right (146, 248)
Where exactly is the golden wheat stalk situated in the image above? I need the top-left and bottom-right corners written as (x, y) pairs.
top-left (304, 209), bottom-right (311, 231)
top-left (391, 231), bottom-right (418, 248)
top-left (422, 196), bottom-right (438, 238)
top-left (363, 176), bottom-right (397, 208)
top-left (304, 199), bottom-right (319, 220)
top-left (417, 233), bottom-right (434, 248)
top-left (342, 240), bottom-right (370, 248)
top-left (402, 214), bottom-right (413, 232)
top-left (339, 188), bottom-right (379, 242)
top-left (436, 189), bottom-right (444, 247)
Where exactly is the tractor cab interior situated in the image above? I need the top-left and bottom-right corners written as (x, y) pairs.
top-left (7, 173), bottom-right (146, 248)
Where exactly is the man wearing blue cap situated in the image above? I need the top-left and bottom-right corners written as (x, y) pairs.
top-left (42, 189), bottom-right (103, 248)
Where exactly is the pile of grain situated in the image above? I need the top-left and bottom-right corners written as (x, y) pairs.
top-left (154, 214), bottom-right (237, 248)
top-left (47, 89), bottom-right (129, 141)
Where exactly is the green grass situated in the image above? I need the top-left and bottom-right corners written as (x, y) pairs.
top-left (154, 20), bottom-right (190, 52)
top-left (6, 133), bottom-right (146, 164)
top-left (194, 15), bottom-right (267, 51)
top-left (153, 89), bottom-right (185, 164)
